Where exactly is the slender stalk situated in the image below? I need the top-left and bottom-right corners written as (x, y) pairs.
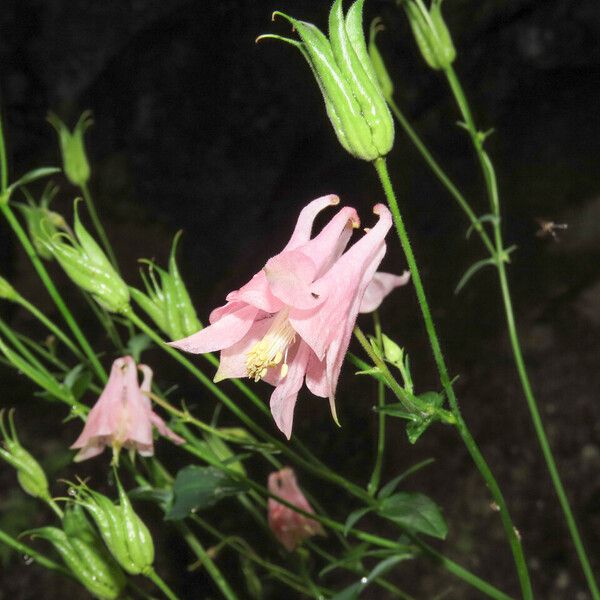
top-left (444, 64), bottom-right (599, 600)
top-left (45, 497), bottom-right (64, 519)
top-left (145, 568), bottom-right (180, 600)
top-left (368, 311), bottom-right (389, 495)
top-left (16, 296), bottom-right (83, 359)
top-left (386, 95), bottom-right (495, 256)
top-left (373, 156), bottom-right (533, 599)
top-left (176, 522), bottom-right (239, 600)
top-left (415, 538), bottom-right (514, 600)
top-left (0, 526), bottom-right (72, 578)
top-left (0, 116), bottom-right (106, 382)
top-left (80, 182), bottom-right (120, 272)
top-left (0, 204), bottom-right (106, 382)
top-left (0, 317), bottom-right (49, 374)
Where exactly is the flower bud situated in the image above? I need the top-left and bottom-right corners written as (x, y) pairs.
top-left (76, 478), bottom-right (154, 575)
top-left (17, 183), bottom-right (69, 261)
top-left (46, 201), bottom-right (130, 313)
top-left (401, 0), bottom-right (456, 70)
top-left (131, 232), bottom-right (200, 338)
top-left (28, 526), bottom-right (126, 600)
top-left (0, 409), bottom-right (50, 500)
top-left (259, 0), bottom-right (394, 161)
top-left (47, 111), bottom-right (92, 186)
top-left (0, 275), bottom-right (18, 301)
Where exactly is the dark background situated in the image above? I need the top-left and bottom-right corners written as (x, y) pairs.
top-left (1, 0), bottom-right (599, 598)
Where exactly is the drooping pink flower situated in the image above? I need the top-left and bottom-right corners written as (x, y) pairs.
top-left (268, 467), bottom-right (324, 551)
top-left (170, 195), bottom-right (409, 438)
top-left (71, 356), bottom-right (184, 462)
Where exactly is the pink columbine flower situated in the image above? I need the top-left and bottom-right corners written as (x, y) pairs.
top-left (71, 356), bottom-right (184, 462)
top-left (170, 195), bottom-right (409, 438)
top-left (268, 467), bottom-right (324, 551)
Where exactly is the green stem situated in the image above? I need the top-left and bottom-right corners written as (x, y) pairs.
top-left (0, 526), bottom-right (72, 578)
top-left (80, 182), bottom-right (120, 273)
top-left (367, 311), bottom-right (387, 495)
top-left (416, 538), bottom-right (514, 600)
top-left (16, 296), bottom-right (83, 359)
top-left (0, 204), bottom-right (106, 382)
top-left (0, 317), bottom-right (49, 374)
top-left (45, 497), bottom-right (64, 519)
top-left (443, 64), bottom-right (599, 600)
top-left (145, 568), bottom-right (180, 600)
top-left (0, 115), bottom-right (106, 382)
top-left (386, 94), bottom-right (495, 255)
top-left (373, 156), bottom-right (533, 600)
top-left (176, 523), bottom-right (239, 600)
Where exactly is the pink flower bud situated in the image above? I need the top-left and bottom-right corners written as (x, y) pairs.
top-left (268, 467), bottom-right (324, 551)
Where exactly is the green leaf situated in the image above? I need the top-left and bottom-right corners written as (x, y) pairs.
top-left (377, 458), bottom-right (435, 500)
top-left (165, 465), bottom-right (248, 520)
top-left (125, 332), bottom-right (152, 363)
top-left (330, 555), bottom-right (410, 600)
top-left (128, 486), bottom-right (173, 511)
top-left (63, 364), bottom-right (92, 401)
top-left (381, 333), bottom-right (403, 364)
top-left (343, 507), bottom-right (373, 536)
top-left (454, 257), bottom-right (496, 295)
top-left (378, 492), bottom-right (447, 539)
top-left (7, 167), bottom-right (61, 197)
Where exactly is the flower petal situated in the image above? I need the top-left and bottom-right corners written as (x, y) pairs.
top-left (282, 194), bottom-right (340, 251)
top-left (269, 341), bottom-right (311, 439)
top-left (169, 304), bottom-right (259, 353)
top-left (150, 412), bottom-right (185, 445)
top-left (359, 270), bottom-right (410, 313)
top-left (264, 250), bottom-right (321, 309)
top-left (290, 204), bottom-right (392, 362)
top-left (213, 316), bottom-right (274, 382)
top-left (296, 206), bottom-right (360, 278)
top-left (226, 273), bottom-right (284, 313)
top-left (305, 353), bottom-right (327, 398)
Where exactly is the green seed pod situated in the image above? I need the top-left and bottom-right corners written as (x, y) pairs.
top-left (0, 409), bottom-right (50, 500)
top-left (402, 0), bottom-right (456, 70)
top-left (116, 477), bottom-right (155, 573)
top-left (78, 480), bottom-right (154, 575)
top-left (77, 486), bottom-right (138, 574)
top-left (29, 526), bottom-right (125, 600)
top-left (259, 0), bottom-right (394, 161)
top-left (368, 18), bottom-right (394, 99)
top-left (160, 266), bottom-right (185, 341)
top-left (330, 0), bottom-right (394, 156)
top-left (168, 232), bottom-right (201, 337)
top-left (129, 286), bottom-right (168, 334)
top-left (47, 111), bottom-right (92, 186)
top-left (47, 202), bottom-right (129, 313)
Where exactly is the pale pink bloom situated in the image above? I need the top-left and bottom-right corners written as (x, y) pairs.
top-left (268, 467), bottom-right (324, 551)
top-left (71, 356), bottom-right (184, 462)
top-left (170, 195), bottom-right (409, 438)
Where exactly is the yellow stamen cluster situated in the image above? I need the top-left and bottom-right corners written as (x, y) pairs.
top-left (246, 310), bottom-right (296, 382)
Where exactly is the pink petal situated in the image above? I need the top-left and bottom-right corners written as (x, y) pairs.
top-left (214, 316), bottom-right (274, 382)
top-left (359, 271), bottom-right (410, 313)
top-left (264, 250), bottom-right (321, 310)
top-left (290, 205), bottom-right (392, 362)
top-left (296, 206), bottom-right (360, 279)
top-left (150, 412), bottom-right (185, 445)
top-left (305, 353), bottom-right (327, 398)
top-left (282, 195), bottom-right (340, 251)
top-left (269, 341), bottom-right (311, 439)
top-left (226, 272), bottom-right (284, 313)
top-left (169, 304), bottom-right (259, 353)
